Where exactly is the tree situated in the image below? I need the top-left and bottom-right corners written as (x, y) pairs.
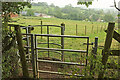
top-left (2, 2), bottom-right (31, 78)
top-left (114, 0), bottom-right (120, 11)
top-left (54, 6), bottom-right (62, 18)
top-left (91, 14), bottom-right (99, 21)
top-left (26, 9), bottom-right (34, 16)
top-left (78, 0), bottom-right (120, 11)
top-left (77, 0), bottom-right (93, 7)
top-left (2, 2), bottom-right (31, 26)
top-left (38, 2), bottom-right (48, 7)
top-left (48, 8), bottom-right (54, 15)
top-left (50, 3), bottom-right (55, 7)
top-left (104, 14), bottom-right (115, 22)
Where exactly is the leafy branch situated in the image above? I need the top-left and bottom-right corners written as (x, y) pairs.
top-left (114, 0), bottom-right (120, 11)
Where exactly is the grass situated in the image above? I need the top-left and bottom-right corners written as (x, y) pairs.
top-left (10, 16), bottom-right (119, 62)
top-left (9, 16), bottom-right (119, 78)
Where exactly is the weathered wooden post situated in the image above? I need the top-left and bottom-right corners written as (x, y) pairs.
top-left (28, 25), bottom-right (31, 33)
top-left (98, 23), bottom-right (115, 78)
top-left (41, 20), bottom-right (43, 39)
top-left (105, 30), bottom-right (120, 43)
top-left (76, 24), bottom-right (77, 35)
top-left (118, 10), bottom-right (120, 78)
top-left (61, 23), bottom-right (65, 61)
top-left (47, 26), bottom-right (50, 57)
top-left (14, 25), bottom-right (29, 77)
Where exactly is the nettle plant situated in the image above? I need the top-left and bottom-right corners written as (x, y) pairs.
top-left (71, 49), bottom-right (119, 78)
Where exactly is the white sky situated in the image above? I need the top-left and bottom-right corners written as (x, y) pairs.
top-left (32, 0), bottom-right (120, 9)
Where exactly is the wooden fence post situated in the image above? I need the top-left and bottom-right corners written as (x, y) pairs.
top-left (28, 25), bottom-right (31, 33)
top-left (41, 20), bottom-right (43, 39)
top-left (47, 26), bottom-right (50, 57)
top-left (61, 23), bottom-right (65, 61)
top-left (76, 24), bottom-right (77, 35)
top-left (118, 15), bottom-right (120, 79)
top-left (98, 23), bottom-right (115, 78)
top-left (14, 25), bottom-right (29, 78)
top-left (105, 30), bottom-right (120, 43)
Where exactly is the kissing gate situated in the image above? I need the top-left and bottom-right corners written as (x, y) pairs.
top-left (9, 23), bottom-right (98, 78)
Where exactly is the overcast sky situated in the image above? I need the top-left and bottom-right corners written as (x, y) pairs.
top-left (31, 0), bottom-right (120, 9)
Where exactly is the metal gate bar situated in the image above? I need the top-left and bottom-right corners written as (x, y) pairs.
top-left (35, 34), bottom-right (89, 77)
top-left (25, 24), bottom-right (65, 61)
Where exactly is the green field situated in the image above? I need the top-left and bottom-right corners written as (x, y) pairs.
top-left (10, 16), bottom-right (118, 62)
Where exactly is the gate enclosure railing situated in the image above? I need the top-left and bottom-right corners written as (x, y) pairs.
top-left (8, 23), bottom-right (98, 78)
top-left (23, 33), bottom-right (89, 78)
top-left (24, 24), bottom-right (65, 61)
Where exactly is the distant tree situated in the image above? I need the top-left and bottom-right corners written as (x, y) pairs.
top-left (32, 2), bottom-right (38, 6)
top-left (26, 9), bottom-right (34, 16)
top-left (38, 2), bottom-right (48, 7)
top-left (61, 4), bottom-right (73, 13)
top-left (54, 6), bottom-right (62, 18)
top-left (48, 8), bottom-right (54, 15)
top-left (104, 14), bottom-right (115, 22)
top-left (78, 13), bottom-right (86, 20)
top-left (30, 2), bottom-right (117, 21)
top-left (91, 14), bottom-right (99, 21)
top-left (50, 3), bottom-right (55, 7)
